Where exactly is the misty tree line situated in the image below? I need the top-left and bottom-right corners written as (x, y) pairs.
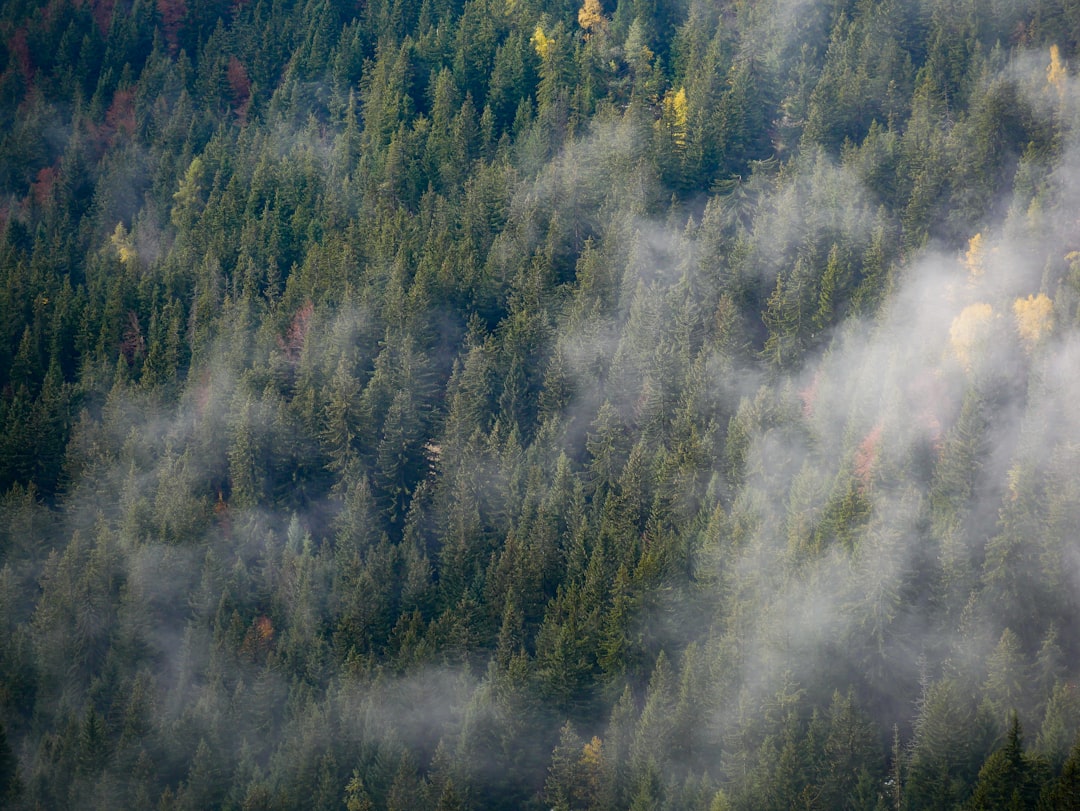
top-left (3, 0), bottom-right (1080, 808)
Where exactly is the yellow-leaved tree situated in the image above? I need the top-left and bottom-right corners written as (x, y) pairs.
top-left (661, 86), bottom-right (689, 148)
top-left (577, 736), bottom-right (607, 807)
top-left (111, 222), bottom-right (138, 267)
top-left (531, 25), bottom-right (554, 59)
top-left (963, 232), bottom-right (986, 280)
top-left (949, 302), bottom-right (995, 371)
top-left (1048, 44), bottom-right (1067, 100)
top-left (1013, 293), bottom-right (1054, 351)
top-left (578, 0), bottom-right (605, 37)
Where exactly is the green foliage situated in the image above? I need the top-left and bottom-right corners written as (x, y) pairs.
top-left (2, 0), bottom-right (1080, 809)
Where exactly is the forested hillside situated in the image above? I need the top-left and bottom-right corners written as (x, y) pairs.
top-left (2, 0), bottom-right (1080, 807)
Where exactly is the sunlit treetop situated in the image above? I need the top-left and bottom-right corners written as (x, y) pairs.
top-left (111, 222), bottom-right (137, 267)
top-left (578, 0), bottom-right (606, 38)
top-left (1013, 293), bottom-right (1054, 352)
top-left (964, 233), bottom-right (986, 280)
top-left (662, 87), bottom-right (689, 147)
top-left (532, 25), bottom-right (555, 59)
top-left (1048, 44), bottom-right (1067, 99)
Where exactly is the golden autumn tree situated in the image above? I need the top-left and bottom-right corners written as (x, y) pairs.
top-left (661, 86), bottom-right (689, 148)
top-left (111, 222), bottom-right (138, 267)
top-left (578, 0), bottom-right (606, 38)
top-left (1048, 44), bottom-right (1067, 100)
top-left (949, 302), bottom-right (995, 371)
top-left (1013, 293), bottom-right (1054, 351)
top-left (531, 25), bottom-right (554, 59)
top-left (577, 736), bottom-right (608, 806)
top-left (963, 232), bottom-right (986, 280)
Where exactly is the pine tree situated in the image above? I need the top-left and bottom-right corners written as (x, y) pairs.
top-left (1041, 738), bottom-right (1080, 811)
top-left (966, 715), bottom-right (1045, 811)
top-left (545, 720), bottom-right (585, 811)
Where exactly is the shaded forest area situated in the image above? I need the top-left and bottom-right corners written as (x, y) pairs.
top-left (3, 0), bottom-right (1080, 807)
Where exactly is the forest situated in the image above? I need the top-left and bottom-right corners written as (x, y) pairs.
top-left (2, 0), bottom-right (1080, 807)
